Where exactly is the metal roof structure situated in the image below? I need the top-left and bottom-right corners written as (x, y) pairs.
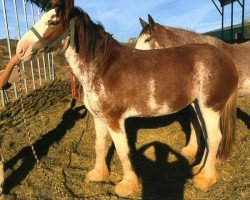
top-left (211, 0), bottom-right (245, 43)
top-left (218, 0), bottom-right (237, 6)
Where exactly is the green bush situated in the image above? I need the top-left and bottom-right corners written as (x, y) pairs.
top-left (244, 20), bottom-right (250, 39)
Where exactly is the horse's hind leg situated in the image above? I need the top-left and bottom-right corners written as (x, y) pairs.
top-left (191, 104), bottom-right (222, 190)
top-left (85, 117), bottom-right (109, 182)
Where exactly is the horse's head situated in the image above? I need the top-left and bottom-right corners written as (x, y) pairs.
top-left (135, 14), bottom-right (174, 50)
top-left (16, 0), bottom-right (75, 61)
top-left (135, 14), bottom-right (161, 50)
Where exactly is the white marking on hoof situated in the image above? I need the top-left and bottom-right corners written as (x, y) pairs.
top-left (85, 166), bottom-right (109, 183)
top-left (193, 169), bottom-right (217, 190)
top-left (115, 178), bottom-right (140, 197)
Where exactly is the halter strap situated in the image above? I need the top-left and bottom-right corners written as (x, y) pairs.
top-left (30, 17), bottom-right (77, 53)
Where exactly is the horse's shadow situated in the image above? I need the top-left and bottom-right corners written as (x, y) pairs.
top-left (237, 108), bottom-right (250, 129)
top-left (107, 107), bottom-right (194, 200)
top-left (134, 142), bottom-right (191, 200)
top-left (107, 106), bottom-right (249, 199)
top-left (4, 99), bottom-right (87, 194)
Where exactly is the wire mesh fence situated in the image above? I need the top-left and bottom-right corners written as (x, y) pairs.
top-left (0, 0), bottom-right (55, 107)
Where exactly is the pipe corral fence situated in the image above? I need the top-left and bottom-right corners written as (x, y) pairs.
top-left (0, 0), bottom-right (55, 107)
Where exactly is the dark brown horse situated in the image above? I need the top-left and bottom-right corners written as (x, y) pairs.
top-left (16, 1), bottom-right (238, 197)
top-left (136, 15), bottom-right (250, 161)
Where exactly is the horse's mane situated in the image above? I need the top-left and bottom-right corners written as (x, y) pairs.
top-left (175, 27), bottom-right (197, 35)
top-left (58, 6), bottom-right (114, 60)
top-left (140, 21), bottom-right (226, 48)
top-left (164, 25), bottom-right (226, 45)
top-left (139, 24), bottom-right (201, 41)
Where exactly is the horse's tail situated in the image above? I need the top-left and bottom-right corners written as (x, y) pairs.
top-left (217, 89), bottom-right (237, 160)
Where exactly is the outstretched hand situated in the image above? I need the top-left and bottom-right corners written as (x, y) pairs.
top-left (0, 50), bottom-right (26, 89)
top-left (11, 49), bottom-right (25, 65)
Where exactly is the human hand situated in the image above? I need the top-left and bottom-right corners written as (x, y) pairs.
top-left (11, 49), bottom-right (25, 65)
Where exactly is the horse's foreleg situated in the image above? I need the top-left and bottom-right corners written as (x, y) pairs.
top-left (108, 120), bottom-right (140, 197)
top-left (192, 106), bottom-right (221, 190)
top-left (85, 117), bottom-right (109, 182)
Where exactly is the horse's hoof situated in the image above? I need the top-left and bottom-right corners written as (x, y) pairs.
top-left (193, 171), bottom-right (217, 190)
top-left (84, 166), bottom-right (109, 183)
top-left (115, 179), bottom-right (140, 197)
top-left (192, 164), bottom-right (202, 175)
top-left (180, 145), bottom-right (197, 158)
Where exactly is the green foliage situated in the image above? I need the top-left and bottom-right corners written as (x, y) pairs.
top-left (244, 20), bottom-right (250, 39)
top-left (124, 37), bottom-right (137, 48)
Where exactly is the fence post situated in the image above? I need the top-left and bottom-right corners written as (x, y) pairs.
top-left (0, 0), bottom-right (55, 107)
top-left (13, 0), bottom-right (28, 94)
top-left (1, 0), bottom-right (18, 100)
top-left (22, 0), bottom-right (36, 90)
top-left (30, 2), bottom-right (42, 86)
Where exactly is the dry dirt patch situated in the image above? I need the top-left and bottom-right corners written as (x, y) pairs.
top-left (0, 80), bottom-right (249, 199)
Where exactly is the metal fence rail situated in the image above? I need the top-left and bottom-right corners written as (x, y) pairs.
top-left (0, 0), bottom-right (55, 107)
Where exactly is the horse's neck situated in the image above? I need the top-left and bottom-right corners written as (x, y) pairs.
top-left (64, 46), bottom-right (96, 88)
top-left (164, 26), bottom-right (226, 47)
top-left (64, 35), bottom-right (122, 88)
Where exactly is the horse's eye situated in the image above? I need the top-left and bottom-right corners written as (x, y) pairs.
top-left (145, 37), bottom-right (152, 43)
top-left (49, 21), bottom-right (57, 27)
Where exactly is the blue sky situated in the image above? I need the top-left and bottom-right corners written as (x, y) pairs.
top-left (1, 0), bottom-right (250, 42)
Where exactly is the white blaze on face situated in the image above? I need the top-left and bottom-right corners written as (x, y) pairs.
top-left (135, 34), bottom-right (152, 50)
top-left (16, 9), bottom-right (57, 61)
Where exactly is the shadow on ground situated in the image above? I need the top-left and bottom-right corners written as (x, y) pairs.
top-left (106, 107), bottom-right (195, 200)
top-left (135, 142), bottom-right (192, 200)
top-left (4, 99), bottom-right (87, 194)
top-left (237, 108), bottom-right (250, 129)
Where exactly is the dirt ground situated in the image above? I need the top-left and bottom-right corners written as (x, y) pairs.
top-left (0, 79), bottom-right (249, 200)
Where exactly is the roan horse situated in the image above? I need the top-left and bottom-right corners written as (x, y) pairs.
top-left (16, 1), bottom-right (238, 197)
top-left (137, 15), bottom-right (250, 97)
top-left (136, 15), bottom-right (250, 160)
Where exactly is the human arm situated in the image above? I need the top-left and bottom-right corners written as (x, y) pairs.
top-left (0, 53), bottom-right (23, 90)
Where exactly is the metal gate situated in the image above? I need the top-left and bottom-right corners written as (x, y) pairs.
top-left (0, 0), bottom-right (55, 107)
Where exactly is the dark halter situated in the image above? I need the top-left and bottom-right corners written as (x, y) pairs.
top-left (30, 17), bottom-right (77, 53)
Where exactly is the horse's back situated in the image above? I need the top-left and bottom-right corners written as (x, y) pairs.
top-left (99, 44), bottom-right (238, 115)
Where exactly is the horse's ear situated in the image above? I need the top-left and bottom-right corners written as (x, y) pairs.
top-left (148, 14), bottom-right (155, 26)
top-left (139, 18), bottom-right (149, 28)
